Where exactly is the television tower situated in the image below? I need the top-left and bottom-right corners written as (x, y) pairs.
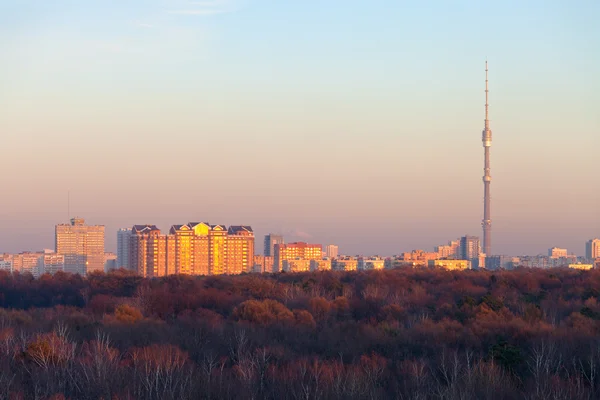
top-left (482, 61), bottom-right (492, 256)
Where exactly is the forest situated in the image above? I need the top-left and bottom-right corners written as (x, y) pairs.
top-left (0, 267), bottom-right (599, 399)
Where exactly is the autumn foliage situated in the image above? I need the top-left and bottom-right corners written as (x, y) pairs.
top-left (0, 267), bottom-right (599, 398)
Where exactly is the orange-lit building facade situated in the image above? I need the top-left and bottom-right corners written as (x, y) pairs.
top-left (253, 255), bottom-right (274, 273)
top-left (332, 257), bottom-right (359, 271)
top-left (226, 226), bottom-right (254, 275)
top-left (129, 223), bottom-right (254, 277)
top-left (55, 217), bottom-right (105, 275)
top-left (274, 242), bottom-right (323, 272)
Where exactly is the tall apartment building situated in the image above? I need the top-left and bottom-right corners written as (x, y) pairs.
top-left (130, 222), bottom-right (254, 277)
top-left (170, 224), bottom-right (195, 275)
top-left (227, 226), bottom-right (254, 275)
top-left (274, 242), bottom-right (322, 272)
top-left (189, 222), bottom-right (210, 276)
top-left (264, 234), bottom-right (284, 257)
top-left (55, 218), bottom-right (105, 275)
top-left (130, 225), bottom-right (168, 277)
top-left (117, 228), bottom-right (132, 269)
top-left (586, 239), bottom-right (600, 260)
top-left (459, 235), bottom-right (481, 260)
top-left (548, 247), bottom-right (568, 258)
top-left (325, 244), bottom-right (339, 259)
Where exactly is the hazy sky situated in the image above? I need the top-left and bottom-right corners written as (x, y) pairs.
top-left (0, 0), bottom-right (598, 256)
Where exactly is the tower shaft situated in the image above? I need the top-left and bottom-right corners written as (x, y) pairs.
top-left (482, 61), bottom-right (492, 256)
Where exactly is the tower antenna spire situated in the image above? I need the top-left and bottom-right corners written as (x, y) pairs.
top-left (482, 60), bottom-right (492, 257)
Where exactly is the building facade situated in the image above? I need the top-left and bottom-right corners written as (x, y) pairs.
top-left (130, 222), bottom-right (254, 277)
top-left (586, 239), bottom-right (600, 261)
top-left (549, 247), bottom-right (568, 258)
top-left (274, 242), bottom-right (322, 272)
top-left (264, 234), bottom-right (284, 257)
top-left (459, 236), bottom-right (481, 260)
top-left (325, 245), bottom-right (339, 259)
top-left (332, 257), bottom-right (358, 272)
top-left (428, 259), bottom-right (471, 270)
top-left (55, 218), bottom-right (105, 275)
top-left (117, 228), bottom-right (132, 269)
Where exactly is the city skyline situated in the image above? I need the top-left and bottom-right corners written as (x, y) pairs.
top-left (0, 1), bottom-right (598, 256)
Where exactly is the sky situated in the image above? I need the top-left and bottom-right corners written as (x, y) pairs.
top-left (0, 0), bottom-right (598, 257)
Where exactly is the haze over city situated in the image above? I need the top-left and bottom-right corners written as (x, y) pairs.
top-left (0, 0), bottom-right (598, 256)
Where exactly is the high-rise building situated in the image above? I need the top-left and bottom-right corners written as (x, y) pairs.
top-left (117, 228), bottom-right (132, 269)
top-left (170, 224), bottom-right (195, 275)
top-left (325, 244), bottom-right (339, 259)
top-left (55, 217), bottom-right (105, 275)
top-left (586, 239), bottom-right (600, 260)
top-left (208, 225), bottom-right (227, 275)
top-left (459, 235), bottom-right (481, 261)
top-left (130, 225), bottom-right (171, 277)
top-left (548, 247), bottom-right (568, 258)
top-left (274, 242), bottom-right (322, 272)
top-left (481, 61), bottom-right (493, 256)
top-left (189, 222), bottom-right (210, 276)
top-left (264, 234), bottom-right (284, 257)
top-left (226, 226), bottom-right (254, 274)
top-left (130, 222), bottom-right (254, 277)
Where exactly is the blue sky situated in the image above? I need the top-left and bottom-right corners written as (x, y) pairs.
top-left (0, 0), bottom-right (598, 256)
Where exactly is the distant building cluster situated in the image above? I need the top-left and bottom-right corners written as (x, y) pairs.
top-left (0, 218), bottom-right (598, 277)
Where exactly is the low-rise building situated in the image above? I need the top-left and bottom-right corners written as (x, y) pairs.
top-left (358, 257), bottom-right (385, 270)
top-left (569, 263), bottom-right (594, 270)
top-left (428, 259), bottom-right (471, 270)
top-left (282, 258), bottom-right (311, 273)
top-left (332, 257), bottom-right (358, 271)
top-left (310, 258), bottom-right (332, 271)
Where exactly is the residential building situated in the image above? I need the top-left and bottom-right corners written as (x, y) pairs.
top-left (332, 257), bottom-right (358, 271)
top-left (253, 255), bottom-right (274, 273)
top-left (170, 224), bottom-right (195, 275)
top-left (282, 258), bottom-right (311, 273)
top-left (55, 217), bottom-right (105, 275)
top-left (130, 222), bottom-right (254, 277)
top-left (486, 255), bottom-right (519, 270)
top-left (401, 250), bottom-right (439, 266)
top-left (428, 259), bottom-right (471, 270)
top-left (325, 245), bottom-right (339, 259)
top-left (264, 234), bottom-right (284, 257)
top-left (586, 239), bottom-right (600, 261)
top-left (0, 255), bottom-right (12, 272)
top-left (310, 258), bottom-right (332, 271)
top-left (548, 247), bottom-right (568, 258)
top-left (226, 226), bottom-right (254, 274)
top-left (569, 263), bottom-right (593, 270)
top-left (189, 222), bottom-right (210, 276)
top-left (459, 235), bottom-right (481, 260)
top-left (104, 252), bottom-right (117, 271)
top-left (38, 251), bottom-right (65, 275)
top-left (208, 224), bottom-right (227, 275)
top-left (274, 242), bottom-right (322, 272)
top-left (117, 228), bottom-right (132, 269)
top-left (358, 257), bottom-right (385, 270)
top-left (130, 225), bottom-right (168, 277)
